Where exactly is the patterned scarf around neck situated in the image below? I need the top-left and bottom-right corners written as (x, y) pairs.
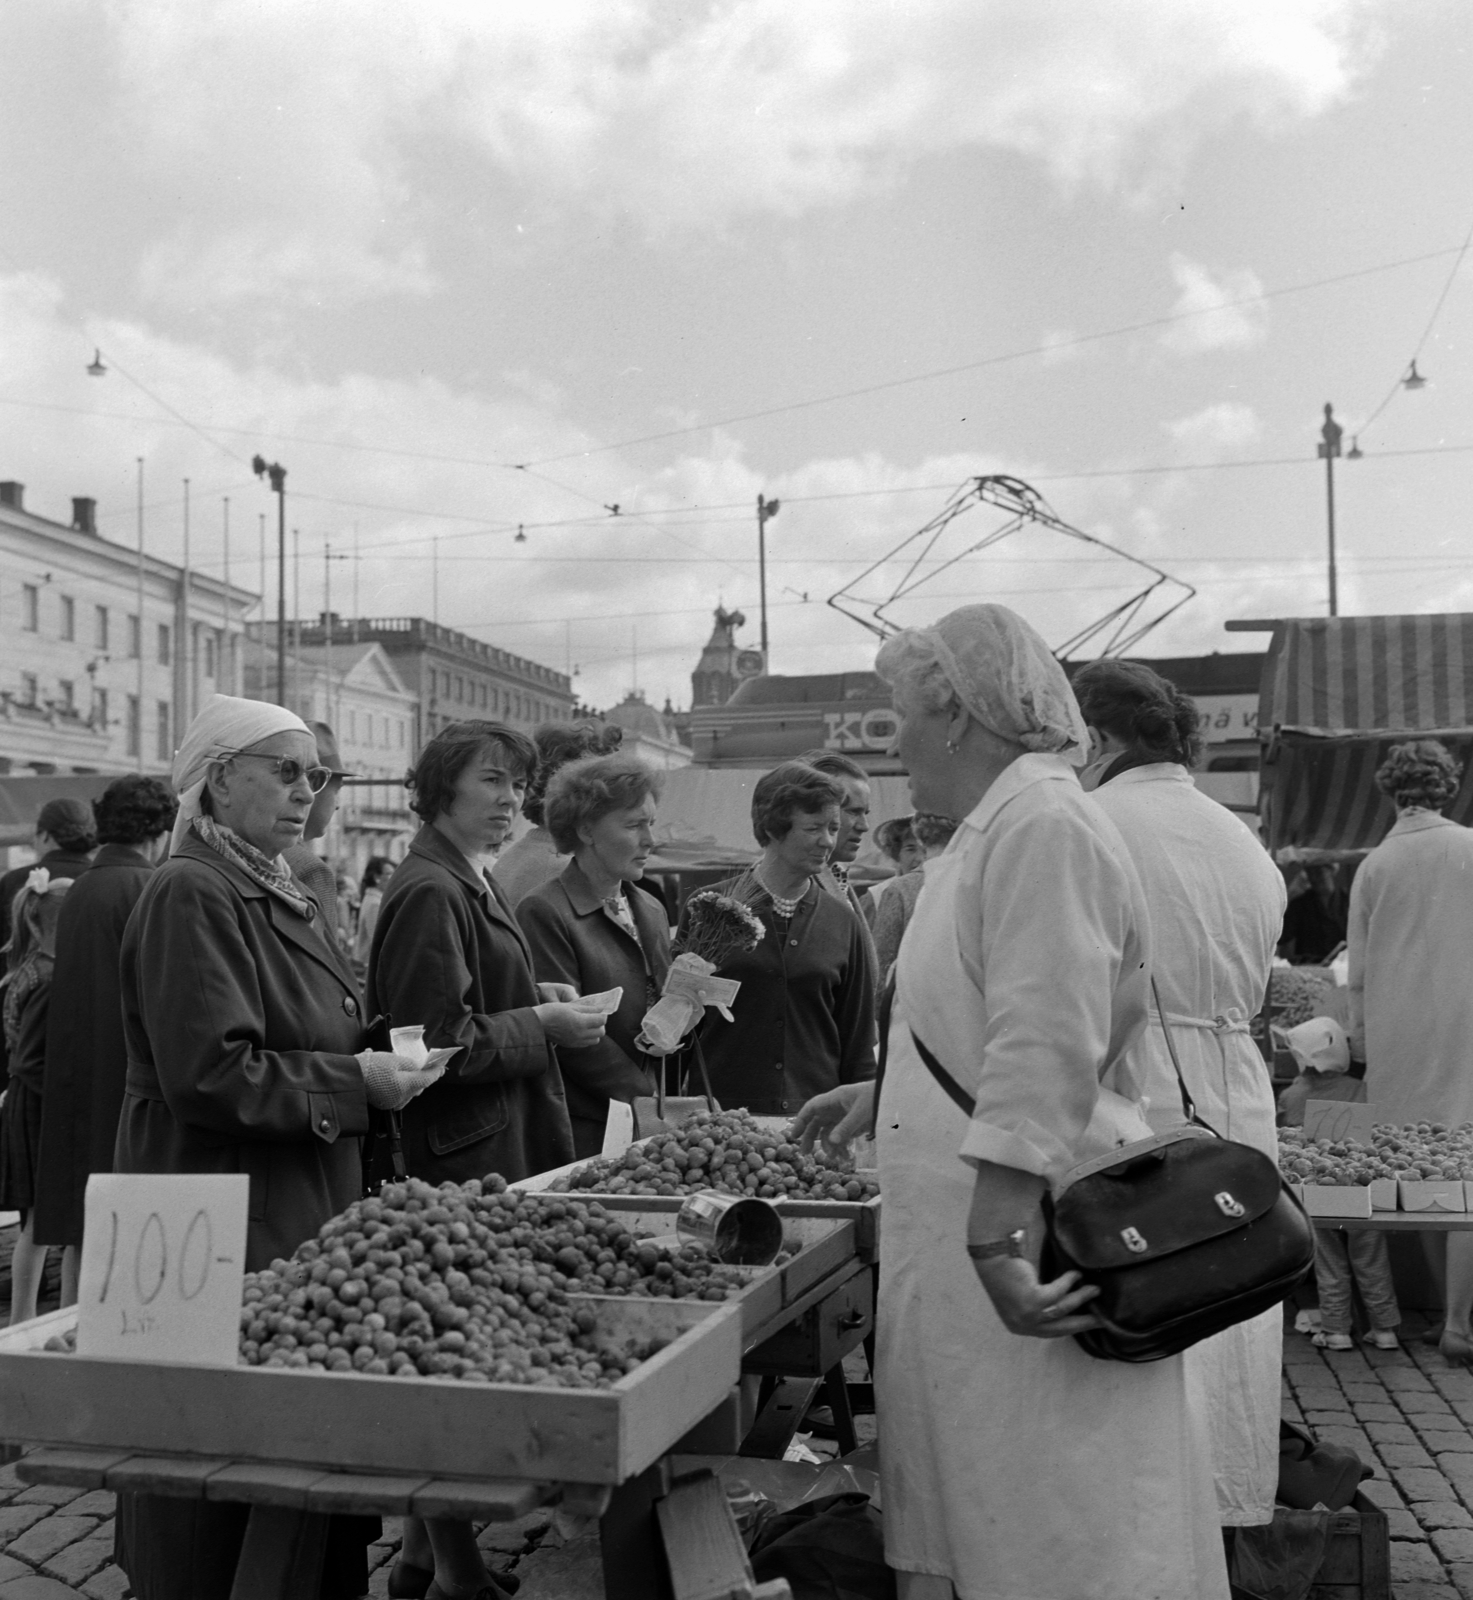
top-left (194, 815), bottom-right (316, 921)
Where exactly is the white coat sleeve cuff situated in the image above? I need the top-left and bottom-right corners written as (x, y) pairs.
top-left (958, 1116), bottom-right (1068, 1181)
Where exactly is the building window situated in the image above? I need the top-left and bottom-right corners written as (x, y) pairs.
top-left (58, 680), bottom-right (75, 714)
top-left (93, 687), bottom-right (108, 730)
top-left (157, 702), bottom-right (171, 761)
top-left (60, 596), bottom-right (75, 641)
top-left (126, 695), bottom-right (140, 758)
top-left (20, 673), bottom-right (37, 706)
top-left (22, 585), bottom-right (38, 632)
top-left (398, 720), bottom-right (405, 748)
top-left (158, 623), bottom-right (170, 666)
top-left (348, 709), bottom-right (357, 742)
top-left (128, 614), bottom-right (141, 660)
top-left (204, 631), bottom-right (218, 678)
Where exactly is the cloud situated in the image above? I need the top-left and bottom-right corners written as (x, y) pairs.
top-left (1163, 401), bottom-right (1263, 452)
top-left (90, 0), bottom-right (1383, 302)
top-left (1160, 256), bottom-right (1269, 354)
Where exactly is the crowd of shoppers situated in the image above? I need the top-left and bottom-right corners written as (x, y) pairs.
top-left (0, 621), bottom-right (1428, 1599)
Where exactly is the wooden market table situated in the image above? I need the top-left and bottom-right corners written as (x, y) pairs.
top-left (1306, 1213), bottom-right (1473, 1231)
top-left (0, 1208), bottom-right (873, 1600)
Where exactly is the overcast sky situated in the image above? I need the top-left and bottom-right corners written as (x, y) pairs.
top-left (3, 1), bottom-right (1471, 713)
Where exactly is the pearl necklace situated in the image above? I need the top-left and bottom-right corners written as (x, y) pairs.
top-left (757, 872), bottom-right (806, 919)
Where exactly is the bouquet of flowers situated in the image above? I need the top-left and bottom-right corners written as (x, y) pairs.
top-left (639, 891), bottom-right (766, 1055)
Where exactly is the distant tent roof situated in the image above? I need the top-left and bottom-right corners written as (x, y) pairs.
top-left (1257, 615), bottom-right (1473, 853)
top-left (1261, 614), bottom-right (1473, 738)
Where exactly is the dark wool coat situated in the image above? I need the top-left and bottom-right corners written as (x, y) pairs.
top-left (0, 847), bottom-right (94, 1094)
top-left (692, 877), bottom-right (876, 1117)
top-left (114, 833), bottom-right (370, 1272)
top-left (33, 844), bottom-right (157, 1246)
top-left (366, 824), bottom-right (573, 1184)
top-left (518, 860), bottom-right (672, 1158)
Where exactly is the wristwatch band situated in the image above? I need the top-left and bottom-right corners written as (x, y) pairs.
top-left (966, 1228), bottom-right (1027, 1262)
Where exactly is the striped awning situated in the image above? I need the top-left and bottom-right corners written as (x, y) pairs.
top-left (1261, 614), bottom-right (1473, 737)
top-left (1262, 734), bottom-right (1473, 852)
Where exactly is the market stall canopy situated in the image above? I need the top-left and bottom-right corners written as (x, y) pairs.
top-left (1258, 615), bottom-right (1473, 853)
top-left (645, 765), bottom-right (916, 873)
top-left (0, 773), bottom-right (114, 848)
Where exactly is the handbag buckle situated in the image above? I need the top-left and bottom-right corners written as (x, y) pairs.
top-left (1120, 1226), bottom-right (1148, 1254)
top-left (1214, 1191), bottom-right (1246, 1218)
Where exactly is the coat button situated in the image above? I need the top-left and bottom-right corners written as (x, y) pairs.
top-left (319, 1117), bottom-right (331, 1132)
top-left (789, 939), bottom-right (798, 947)
top-left (343, 997), bottom-right (358, 1017)
top-left (774, 1061), bottom-right (783, 1072)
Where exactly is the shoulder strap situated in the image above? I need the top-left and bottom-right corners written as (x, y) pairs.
top-left (1150, 977), bottom-right (1220, 1136)
top-left (908, 1024), bottom-right (977, 1117)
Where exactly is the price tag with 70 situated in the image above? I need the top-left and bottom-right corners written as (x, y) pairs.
top-left (77, 1174), bottom-right (249, 1366)
top-left (1304, 1099), bottom-right (1379, 1149)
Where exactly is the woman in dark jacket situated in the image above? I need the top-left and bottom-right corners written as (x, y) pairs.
top-left (34, 777), bottom-right (178, 1291)
top-left (696, 761), bottom-right (876, 1116)
top-left (114, 695), bottom-right (430, 1600)
top-left (519, 753), bottom-right (673, 1156)
top-left (0, 797), bottom-right (95, 1093)
top-left (368, 720), bottom-right (598, 1600)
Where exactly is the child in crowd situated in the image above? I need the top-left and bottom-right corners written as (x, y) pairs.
top-left (0, 870), bottom-right (73, 1325)
top-left (1280, 1016), bottom-right (1401, 1351)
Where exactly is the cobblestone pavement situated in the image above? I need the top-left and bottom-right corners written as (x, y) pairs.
top-left (7, 1326), bottom-right (1473, 1597)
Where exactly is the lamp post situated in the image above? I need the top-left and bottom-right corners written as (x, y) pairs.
top-left (252, 456), bottom-right (287, 706)
top-left (757, 494), bottom-right (780, 669)
top-left (1317, 404), bottom-right (1342, 618)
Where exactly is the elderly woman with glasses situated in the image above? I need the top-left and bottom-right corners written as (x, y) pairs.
top-left (113, 695), bottom-right (434, 1600)
top-left (794, 607), bottom-right (1227, 1600)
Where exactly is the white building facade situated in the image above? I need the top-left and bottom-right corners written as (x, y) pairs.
top-left (0, 480), bottom-right (255, 776)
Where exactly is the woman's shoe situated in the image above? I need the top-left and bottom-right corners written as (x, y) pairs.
top-left (1311, 1331), bottom-right (1353, 1351)
top-left (1363, 1329), bottom-right (1400, 1351)
top-left (1441, 1329), bottom-right (1473, 1368)
top-left (387, 1561), bottom-right (435, 1599)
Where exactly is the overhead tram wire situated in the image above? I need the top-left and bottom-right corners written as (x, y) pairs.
top-left (1, 241), bottom-right (1466, 484)
top-left (1355, 211), bottom-right (1473, 445)
top-left (515, 244), bottom-right (1473, 469)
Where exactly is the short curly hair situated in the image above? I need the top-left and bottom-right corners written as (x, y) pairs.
top-left (1375, 739), bottom-right (1463, 812)
top-left (523, 721), bottom-right (622, 825)
top-left (406, 722), bottom-right (538, 824)
top-left (1072, 658), bottom-right (1203, 768)
top-left (912, 811), bottom-right (959, 851)
top-left (93, 776), bottom-right (178, 846)
top-left (751, 762), bottom-right (844, 848)
top-left (543, 754), bottom-right (663, 854)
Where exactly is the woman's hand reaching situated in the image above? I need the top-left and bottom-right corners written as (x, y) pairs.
top-left (971, 1255), bottom-right (1099, 1339)
top-left (791, 1082), bottom-right (874, 1151)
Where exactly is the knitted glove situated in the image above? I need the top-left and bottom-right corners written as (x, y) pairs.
top-left (357, 1051), bottom-right (442, 1111)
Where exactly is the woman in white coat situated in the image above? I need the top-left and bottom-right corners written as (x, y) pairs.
top-left (795, 605), bottom-right (1227, 1600)
top-left (1347, 740), bottom-right (1473, 1365)
top-left (1075, 658), bottom-right (1287, 1542)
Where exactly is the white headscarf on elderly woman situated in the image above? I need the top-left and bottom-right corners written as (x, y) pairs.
top-left (875, 602), bottom-right (1090, 765)
top-left (169, 693), bottom-right (313, 854)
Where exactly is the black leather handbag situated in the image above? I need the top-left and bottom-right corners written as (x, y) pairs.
top-left (912, 981), bottom-right (1315, 1364)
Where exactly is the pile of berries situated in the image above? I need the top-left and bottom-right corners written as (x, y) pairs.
top-left (238, 1177), bottom-right (749, 1385)
top-left (1280, 1121), bottom-right (1473, 1186)
top-left (552, 1109), bottom-right (879, 1202)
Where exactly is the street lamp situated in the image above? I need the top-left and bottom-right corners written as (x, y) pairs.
top-left (252, 455), bottom-right (288, 708)
top-left (1317, 404), bottom-right (1342, 618)
top-left (757, 494), bottom-right (780, 669)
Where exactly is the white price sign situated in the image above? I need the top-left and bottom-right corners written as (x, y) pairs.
top-left (77, 1174), bottom-right (249, 1367)
top-left (1304, 1099), bottom-right (1379, 1148)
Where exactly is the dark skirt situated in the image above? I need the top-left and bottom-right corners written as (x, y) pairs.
top-left (0, 1080), bottom-right (43, 1214)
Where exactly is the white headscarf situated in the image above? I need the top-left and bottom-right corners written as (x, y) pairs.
top-left (878, 603), bottom-right (1090, 764)
top-left (170, 694), bottom-right (313, 854)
